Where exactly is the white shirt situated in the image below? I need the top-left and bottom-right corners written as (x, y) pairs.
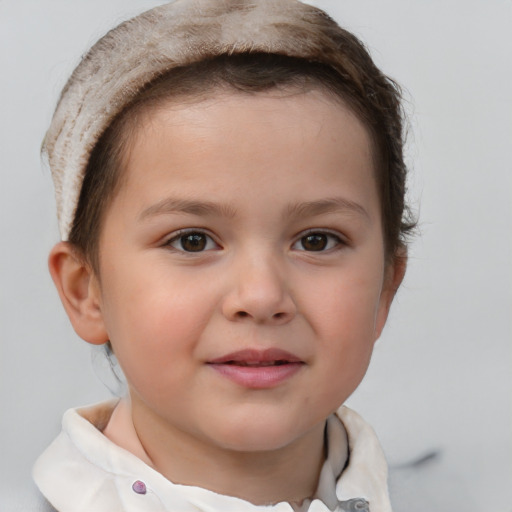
top-left (33, 401), bottom-right (392, 512)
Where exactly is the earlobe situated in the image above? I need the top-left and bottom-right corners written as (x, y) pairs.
top-left (373, 249), bottom-right (408, 341)
top-left (48, 242), bottom-right (109, 345)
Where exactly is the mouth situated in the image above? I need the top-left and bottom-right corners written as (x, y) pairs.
top-left (208, 348), bottom-right (303, 366)
top-left (221, 360), bottom-right (292, 367)
top-left (207, 348), bottom-right (304, 388)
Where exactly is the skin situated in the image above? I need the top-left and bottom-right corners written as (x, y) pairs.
top-left (49, 89), bottom-right (405, 505)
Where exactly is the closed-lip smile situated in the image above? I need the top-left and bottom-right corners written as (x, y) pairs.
top-left (207, 348), bottom-right (304, 388)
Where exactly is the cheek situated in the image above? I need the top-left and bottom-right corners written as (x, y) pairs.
top-left (301, 269), bottom-right (384, 399)
top-left (104, 257), bottom-right (212, 334)
top-left (304, 268), bottom-right (384, 340)
top-left (100, 267), bottom-right (218, 393)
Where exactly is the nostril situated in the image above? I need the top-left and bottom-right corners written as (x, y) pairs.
top-left (236, 311), bottom-right (249, 318)
top-left (273, 312), bottom-right (285, 319)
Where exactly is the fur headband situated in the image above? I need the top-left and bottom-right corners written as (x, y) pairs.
top-left (43, 0), bottom-right (358, 239)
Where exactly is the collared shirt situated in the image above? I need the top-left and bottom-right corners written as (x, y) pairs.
top-left (33, 401), bottom-right (392, 512)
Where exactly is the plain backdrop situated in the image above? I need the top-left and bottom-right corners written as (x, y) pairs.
top-left (1, 1), bottom-right (511, 511)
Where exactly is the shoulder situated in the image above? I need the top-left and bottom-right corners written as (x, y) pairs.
top-left (335, 406), bottom-right (393, 512)
top-left (32, 400), bottom-right (167, 511)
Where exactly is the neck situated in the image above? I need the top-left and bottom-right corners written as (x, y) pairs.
top-left (104, 396), bottom-right (326, 505)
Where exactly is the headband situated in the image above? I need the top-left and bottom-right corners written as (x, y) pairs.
top-left (43, 0), bottom-right (353, 239)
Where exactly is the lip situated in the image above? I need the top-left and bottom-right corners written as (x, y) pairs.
top-left (207, 348), bottom-right (304, 389)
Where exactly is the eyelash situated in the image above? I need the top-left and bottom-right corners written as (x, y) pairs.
top-left (164, 229), bottom-right (346, 254)
top-left (291, 230), bottom-right (346, 252)
top-left (164, 229), bottom-right (220, 253)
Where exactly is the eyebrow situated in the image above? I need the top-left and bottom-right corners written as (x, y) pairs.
top-left (284, 197), bottom-right (370, 221)
top-left (138, 196), bottom-right (369, 222)
top-left (139, 197), bottom-right (237, 220)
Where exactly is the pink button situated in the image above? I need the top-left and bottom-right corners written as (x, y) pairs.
top-left (132, 480), bottom-right (147, 495)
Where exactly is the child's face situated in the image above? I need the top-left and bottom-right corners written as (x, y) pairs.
top-left (92, 89), bottom-right (399, 453)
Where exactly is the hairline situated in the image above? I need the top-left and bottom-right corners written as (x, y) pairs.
top-left (72, 57), bottom-right (404, 275)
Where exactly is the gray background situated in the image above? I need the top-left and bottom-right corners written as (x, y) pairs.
top-left (1, 1), bottom-right (511, 510)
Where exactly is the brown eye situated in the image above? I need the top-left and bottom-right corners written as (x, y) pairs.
top-left (301, 233), bottom-right (328, 251)
top-left (168, 231), bottom-right (217, 252)
top-left (181, 233), bottom-right (206, 251)
top-left (293, 232), bottom-right (342, 252)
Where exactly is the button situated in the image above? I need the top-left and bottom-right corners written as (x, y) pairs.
top-left (132, 480), bottom-right (147, 495)
top-left (338, 498), bottom-right (369, 511)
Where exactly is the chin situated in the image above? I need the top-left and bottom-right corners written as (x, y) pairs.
top-left (225, 432), bottom-right (290, 453)
top-left (207, 411), bottom-right (317, 453)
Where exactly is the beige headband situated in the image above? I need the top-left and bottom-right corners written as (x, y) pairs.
top-left (43, 0), bottom-right (355, 239)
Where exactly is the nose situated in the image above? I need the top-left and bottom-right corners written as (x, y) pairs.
top-left (221, 253), bottom-right (297, 325)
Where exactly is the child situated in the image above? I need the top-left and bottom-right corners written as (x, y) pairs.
top-left (34, 0), bottom-right (414, 510)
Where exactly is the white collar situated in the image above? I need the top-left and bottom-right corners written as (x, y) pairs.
top-left (33, 401), bottom-right (392, 512)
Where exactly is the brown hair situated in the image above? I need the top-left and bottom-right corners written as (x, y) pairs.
top-left (70, 51), bottom-right (415, 273)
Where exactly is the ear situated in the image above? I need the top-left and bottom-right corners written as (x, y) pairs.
top-left (373, 248), bottom-right (408, 341)
top-left (48, 241), bottom-right (109, 345)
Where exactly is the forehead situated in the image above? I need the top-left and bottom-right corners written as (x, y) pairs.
top-left (114, 88), bottom-right (378, 221)
top-left (127, 87), bottom-right (373, 172)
